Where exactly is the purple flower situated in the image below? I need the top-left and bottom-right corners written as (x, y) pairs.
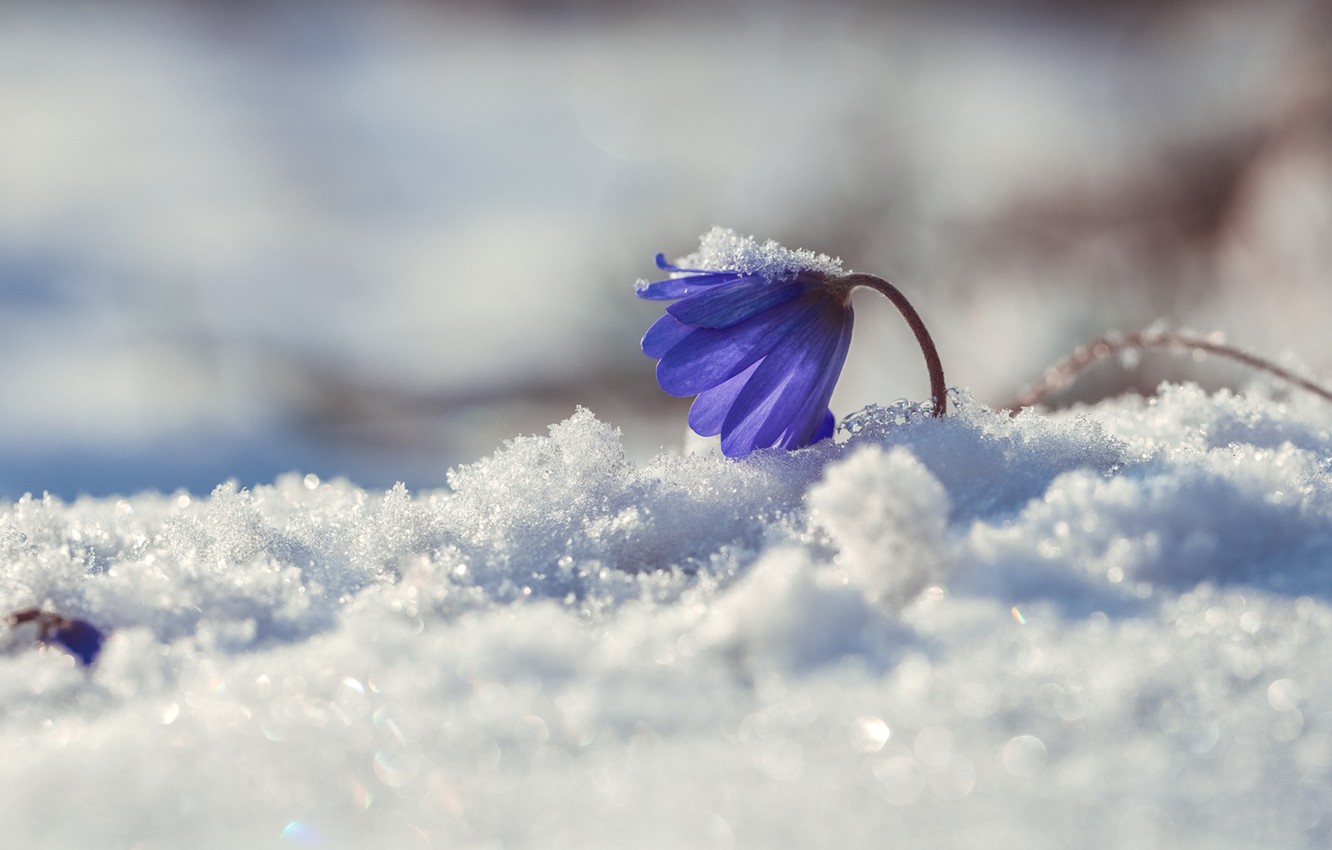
top-left (49, 617), bottom-right (105, 666)
top-left (636, 233), bottom-right (855, 457)
top-left (6, 607), bottom-right (106, 665)
top-left (636, 228), bottom-right (947, 457)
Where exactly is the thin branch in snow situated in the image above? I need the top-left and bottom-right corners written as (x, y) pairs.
top-left (1009, 328), bottom-right (1332, 411)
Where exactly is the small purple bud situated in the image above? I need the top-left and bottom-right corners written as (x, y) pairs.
top-left (5, 607), bottom-right (106, 666)
top-left (52, 619), bottom-right (106, 666)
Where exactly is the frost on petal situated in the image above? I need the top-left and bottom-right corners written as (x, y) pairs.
top-left (676, 226), bottom-right (844, 279)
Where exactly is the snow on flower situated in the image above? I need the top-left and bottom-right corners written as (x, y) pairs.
top-left (635, 229), bottom-right (859, 458)
top-left (636, 227), bottom-right (945, 457)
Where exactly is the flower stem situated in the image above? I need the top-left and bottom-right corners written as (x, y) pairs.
top-left (1010, 329), bottom-right (1332, 410)
top-left (841, 274), bottom-right (947, 417)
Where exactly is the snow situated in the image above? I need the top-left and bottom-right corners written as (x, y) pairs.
top-left (672, 227), bottom-right (845, 279)
top-left (5, 388), bottom-right (1332, 848)
top-left (2, 2), bottom-right (1330, 845)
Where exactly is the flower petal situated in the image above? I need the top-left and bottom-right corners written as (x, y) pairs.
top-left (773, 318), bottom-right (852, 450)
top-left (688, 361), bottom-right (761, 437)
top-left (655, 253), bottom-right (710, 273)
top-left (53, 619), bottom-right (105, 665)
top-left (641, 313), bottom-right (694, 359)
top-left (719, 300), bottom-right (852, 456)
top-left (636, 271), bottom-right (746, 301)
top-left (777, 410), bottom-right (831, 450)
top-left (666, 276), bottom-right (808, 328)
top-left (807, 408), bottom-right (836, 445)
top-left (654, 291), bottom-right (823, 397)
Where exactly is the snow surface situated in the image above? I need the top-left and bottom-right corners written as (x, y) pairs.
top-left (4, 385), bottom-right (1332, 848)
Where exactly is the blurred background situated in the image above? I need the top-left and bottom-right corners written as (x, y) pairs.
top-left (1, 0), bottom-right (1328, 498)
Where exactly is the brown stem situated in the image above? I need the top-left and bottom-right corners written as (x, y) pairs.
top-left (1009, 329), bottom-right (1332, 411)
top-left (840, 273), bottom-right (947, 417)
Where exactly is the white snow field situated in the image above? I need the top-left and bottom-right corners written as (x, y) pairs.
top-left (4, 385), bottom-right (1332, 848)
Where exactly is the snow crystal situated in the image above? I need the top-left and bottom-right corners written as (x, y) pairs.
top-left (4, 389), bottom-right (1332, 848)
top-left (673, 226), bottom-right (845, 279)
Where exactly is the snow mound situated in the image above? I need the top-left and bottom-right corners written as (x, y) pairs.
top-left (809, 445), bottom-right (951, 606)
top-left (3, 388), bottom-right (1332, 848)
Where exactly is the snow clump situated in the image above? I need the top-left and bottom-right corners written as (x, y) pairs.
top-left (672, 226), bottom-right (845, 279)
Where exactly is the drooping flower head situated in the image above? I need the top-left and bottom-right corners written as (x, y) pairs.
top-left (636, 227), bottom-right (946, 457)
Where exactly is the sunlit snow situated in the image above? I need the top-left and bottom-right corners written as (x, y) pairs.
top-left (4, 386), bottom-right (1331, 848)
